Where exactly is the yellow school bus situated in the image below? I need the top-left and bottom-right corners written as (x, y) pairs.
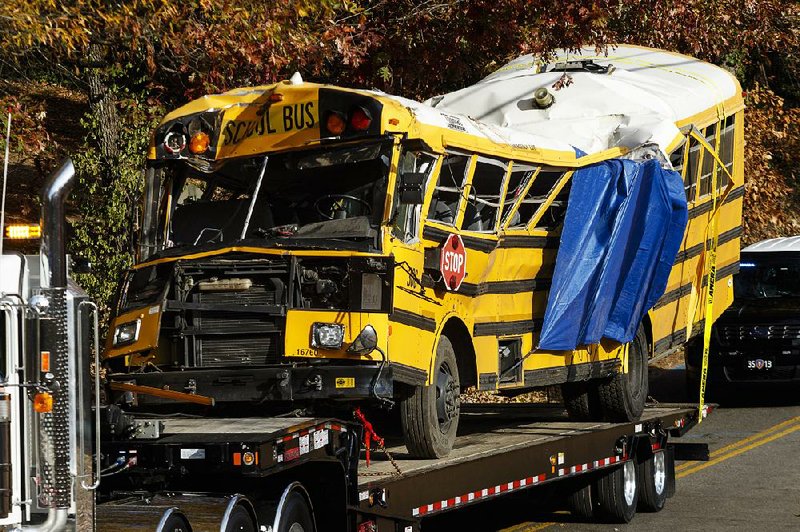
top-left (103, 46), bottom-right (743, 458)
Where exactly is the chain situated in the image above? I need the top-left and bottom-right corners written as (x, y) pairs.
top-left (353, 407), bottom-right (403, 477)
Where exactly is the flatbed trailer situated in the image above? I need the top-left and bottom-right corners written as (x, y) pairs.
top-left (95, 403), bottom-right (710, 531)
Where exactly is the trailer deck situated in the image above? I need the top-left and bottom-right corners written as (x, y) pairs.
top-left (355, 403), bottom-right (705, 522)
top-left (109, 402), bottom-right (706, 529)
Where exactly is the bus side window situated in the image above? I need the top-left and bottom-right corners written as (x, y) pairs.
top-left (531, 170), bottom-right (571, 231)
top-left (461, 157), bottom-right (508, 232)
top-left (501, 163), bottom-right (538, 228)
top-left (426, 154), bottom-right (470, 226)
top-left (685, 136), bottom-right (701, 202)
top-left (392, 150), bottom-right (438, 242)
top-left (698, 123), bottom-right (718, 197)
top-left (718, 114), bottom-right (736, 189)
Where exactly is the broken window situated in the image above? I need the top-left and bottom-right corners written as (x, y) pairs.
top-left (426, 153), bottom-right (470, 226)
top-left (501, 163), bottom-right (538, 228)
top-left (461, 157), bottom-right (508, 232)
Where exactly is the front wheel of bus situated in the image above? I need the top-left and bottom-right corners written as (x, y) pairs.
top-left (597, 326), bottom-right (649, 422)
top-left (400, 336), bottom-right (460, 458)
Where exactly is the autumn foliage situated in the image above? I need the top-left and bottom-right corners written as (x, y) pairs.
top-left (0, 0), bottom-right (798, 310)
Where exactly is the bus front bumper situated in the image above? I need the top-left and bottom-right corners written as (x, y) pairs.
top-left (107, 362), bottom-right (427, 407)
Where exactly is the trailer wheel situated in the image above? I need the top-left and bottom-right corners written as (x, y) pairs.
top-left (597, 327), bottom-right (648, 421)
top-left (276, 491), bottom-right (315, 532)
top-left (566, 479), bottom-right (594, 519)
top-left (223, 505), bottom-right (257, 532)
top-left (561, 381), bottom-right (602, 421)
top-left (157, 509), bottom-right (191, 532)
top-left (638, 451), bottom-right (668, 512)
top-left (594, 461), bottom-right (638, 523)
top-left (401, 336), bottom-right (460, 458)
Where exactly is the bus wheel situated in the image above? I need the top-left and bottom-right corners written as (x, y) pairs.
top-left (638, 451), bottom-right (668, 512)
top-left (594, 460), bottom-right (639, 523)
top-left (401, 336), bottom-right (460, 458)
top-left (597, 327), bottom-right (648, 421)
top-left (561, 381), bottom-right (602, 421)
top-left (276, 491), bottom-right (315, 532)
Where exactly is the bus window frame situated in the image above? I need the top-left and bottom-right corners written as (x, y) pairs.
top-left (459, 155), bottom-right (511, 235)
top-left (528, 169), bottom-right (573, 232)
top-left (424, 151), bottom-right (475, 230)
top-left (499, 163), bottom-right (541, 233)
top-left (390, 146), bottom-right (441, 244)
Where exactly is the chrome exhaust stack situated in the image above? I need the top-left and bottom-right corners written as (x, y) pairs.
top-left (14, 159), bottom-right (78, 532)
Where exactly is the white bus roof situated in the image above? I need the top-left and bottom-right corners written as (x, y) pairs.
top-left (423, 45), bottom-right (741, 156)
top-left (743, 237), bottom-right (800, 253)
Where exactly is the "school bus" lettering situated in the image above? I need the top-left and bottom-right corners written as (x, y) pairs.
top-left (221, 102), bottom-right (316, 146)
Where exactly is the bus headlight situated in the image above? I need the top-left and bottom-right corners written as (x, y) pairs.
top-left (311, 323), bottom-right (344, 349)
top-left (113, 319), bottom-right (141, 347)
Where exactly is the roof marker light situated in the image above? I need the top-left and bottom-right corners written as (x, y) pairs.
top-left (349, 107), bottom-right (372, 131)
top-left (163, 131), bottom-right (186, 154)
top-left (189, 131), bottom-right (210, 154)
top-left (326, 112), bottom-right (347, 136)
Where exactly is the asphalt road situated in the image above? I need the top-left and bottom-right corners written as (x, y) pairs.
top-left (427, 364), bottom-right (800, 531)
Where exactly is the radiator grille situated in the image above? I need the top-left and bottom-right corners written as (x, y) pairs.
top-left (191, 283), bottom-right (283, 366)
top-left (719, 324), bottom-right (800, 342)
top-left (198, 336), bottom-right (280, 366)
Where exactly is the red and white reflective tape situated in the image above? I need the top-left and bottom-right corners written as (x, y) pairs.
top-left (411, 454), bottom-right (625, 517)
top-left (275, 422), bottom-right (344, 463)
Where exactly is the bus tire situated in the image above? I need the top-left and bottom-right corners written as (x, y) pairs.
top-left (276, 491), bottom-right (315, 532)
top-left (594, 461), bottom-right (638, 523)
top-left (597, 327), bottom-right (648, 422)
top-left (638, 451), bottom-right (668, 512)
top-left (566, 478), bottom-right (594, 519)
top-left (401, 336), bottom-right (460, 458)
top-left (561, 381), bottom-right (602, 421)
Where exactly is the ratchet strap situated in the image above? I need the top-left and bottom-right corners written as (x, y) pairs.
top-left (682, 124), bottom-right (737, 422)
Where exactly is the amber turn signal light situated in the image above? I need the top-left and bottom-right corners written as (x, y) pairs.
top-left (189, 131), bottom-right (210, 154)
top-left (326, 112), bottom-right (347, 136)
top-left (33, 392), bottom-right (53, 413)
top-left (5, 224), bottom-right (41, 240)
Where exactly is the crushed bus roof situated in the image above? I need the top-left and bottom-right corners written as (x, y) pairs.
top-left (151, 45), bottom-right (742, 164)
top-left (426, 45), bottom-right (743, 156)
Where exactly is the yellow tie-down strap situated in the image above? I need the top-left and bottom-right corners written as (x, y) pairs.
top-left (682, 125), bottom-right (738, 422)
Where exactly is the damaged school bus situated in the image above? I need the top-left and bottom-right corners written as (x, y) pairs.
top-left (104, 45), bottom-right (744, 458)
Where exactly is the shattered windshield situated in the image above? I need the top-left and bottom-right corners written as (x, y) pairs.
top-left (161, 142), bottom-right (392, 249)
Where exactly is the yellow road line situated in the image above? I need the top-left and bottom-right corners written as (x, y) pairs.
top-left (677, 422), bottom-right (800, 479)
top-left (675, 415), bottom-right (800, 471)
top-left (502, 416), bottom-right (800, 531)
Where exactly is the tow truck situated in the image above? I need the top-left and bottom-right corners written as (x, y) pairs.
top-left (0, 159), bottom-right (713, 531)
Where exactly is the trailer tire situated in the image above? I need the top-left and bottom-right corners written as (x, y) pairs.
top-left (597, 327), bottom-right (648, 422)
top-left (561, 381), bottom-right (602, 421)
top-left (566, 479), bottom-right (594, 519)
top-left (223, 506), bottom-right (257, 532)
top-left (158, 510), bottom-right (191, 532)
top-left (401, 336), bottom-right (460, 458)
top-left (594, 461), bottom-right (638, 523)
top-left (275, 491), bottom-right (315, 532)
top-left (638, 451), bottom-right (668, 512)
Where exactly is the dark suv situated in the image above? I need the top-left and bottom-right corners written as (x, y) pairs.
top-left (686, 237), bottom-right (800, 390)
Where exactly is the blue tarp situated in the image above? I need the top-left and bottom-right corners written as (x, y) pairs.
top-left (538, 158), bottom-right (688, 350)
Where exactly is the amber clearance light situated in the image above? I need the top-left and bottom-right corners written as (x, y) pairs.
top-left (33, 392), bottom-right (53, 413)
top-left (326, 111), bottom-right (347, 136)
top-left (189, 131), bottom-right (210, 154)
top-left (5, 224), bottom-right (41, 240)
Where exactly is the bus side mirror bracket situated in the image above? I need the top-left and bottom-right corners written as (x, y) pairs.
top-left (398, 172), bottom-right (425, 205)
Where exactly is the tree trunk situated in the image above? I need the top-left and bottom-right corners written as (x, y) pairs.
top-left (86, 43), bottom-right (121, 184)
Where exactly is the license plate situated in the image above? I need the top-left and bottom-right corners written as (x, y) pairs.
top-left (745, 358), bottom-right (774, 370)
